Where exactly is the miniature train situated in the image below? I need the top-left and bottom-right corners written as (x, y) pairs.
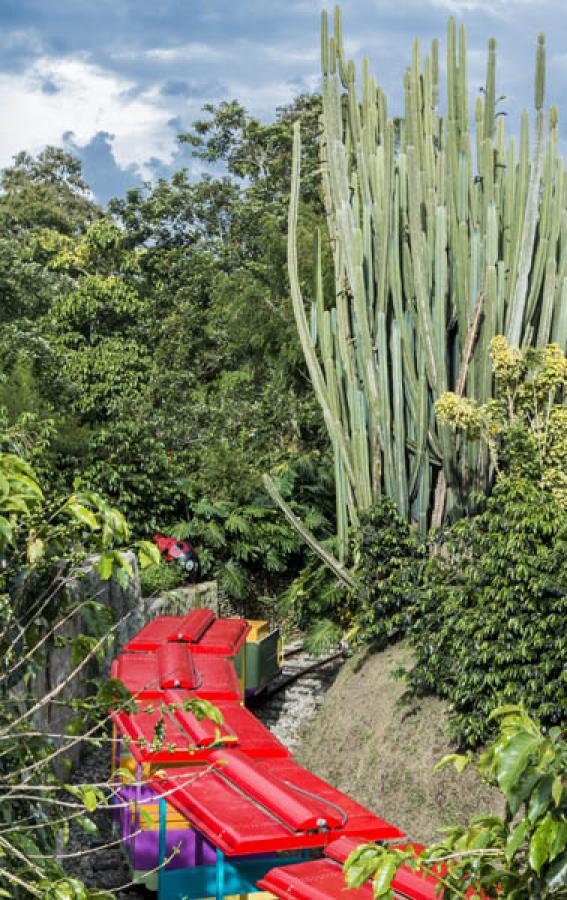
top-left (110, 610), bottom-right (445, 899)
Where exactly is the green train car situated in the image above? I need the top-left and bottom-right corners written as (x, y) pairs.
top-left (238, 620), bottom-right (282, 696)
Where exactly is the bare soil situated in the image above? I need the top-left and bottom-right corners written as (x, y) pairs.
top-left (295, 643), bottom-right (504, 845)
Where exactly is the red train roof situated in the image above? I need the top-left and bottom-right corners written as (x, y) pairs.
top-left (169, 609), bottom-right (215, 643)
top-left (113, 699), bottom-right (232, 763)
top-left (111, 650), bottom-right (242, 701)
top-left (190, 618), bottom-right (249, 656)
top-left (123, 611), bottom-right (249, 655)
top-left (124, 616), bottom-right (189, 651)
top-left (260, 837), bottom-right (467, 900)
top-left (325, 837), bottom-right (441, 899)
top-left (111, 611), bottom-right (415, 887)
top-left (150, 754), bottom-right (403, 855)
top-left (258, 858), bottom-right (373, 900)
top-left (113, 697), bottom-right (290, 763)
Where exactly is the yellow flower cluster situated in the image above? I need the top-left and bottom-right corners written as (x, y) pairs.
top-left (435, 393), bottom-right (482, 431)
top-left (489, 335), bottom-right (524, 382)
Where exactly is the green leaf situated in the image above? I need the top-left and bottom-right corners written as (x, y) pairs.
top-left (67, 502), bottom-right (99, 530)
top-left (137, 539), bottom-right (161, 569)
top-left (545, 850), bottom-right (567, 891)
top-left (98, 553), bottom-right (113, 580)
top-left (551, 821), bottom-right (567, 861)
top-left (552, 775), bottom-right (563, 807)
top-left (76, 815), bottom-right (98, 835)
top-left (2, 496), bottom-right (29, 514)
top-left (0, 515), bottom-right (12, 544)
top-left (82, 788), bottom-right (97, 813)
top-left (506, 818), bottom-right (529, 862)
top-left (528, 775), bottom-right (553, 824)
top-left (496, 732), bottom-right (540, 797)
top-left (53, 885), bottom-right (74, 900)
top-left (113, 549), bottom-right (133, 577)
top-left (114, 566), bottom-right (129, 590)
top-left (529, 813), bottom-right (558, 874)
top-left (139, 806), bottom-right (153, 828)
top-left (434, 753), bottom-right (471, 774)
top-left (184, 697), bottom-right (221, 725)
top-left (372, 856), bottom-right (400, 896)
top-left (13, 472), bottom-right (43, 500)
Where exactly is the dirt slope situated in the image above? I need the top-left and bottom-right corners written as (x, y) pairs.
top-left (295, 644), bottom-right (504, 845)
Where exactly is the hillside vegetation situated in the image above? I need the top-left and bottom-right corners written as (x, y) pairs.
top-left (1, 6), bottom-right (566, 897)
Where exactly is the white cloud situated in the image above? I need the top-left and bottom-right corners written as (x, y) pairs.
top-left (0, 56), bottom-right (177, 176)
top-left (144, 42), bottom-right (226, 63)
top-left (142, 39), bottom-right (319, 68)
top-left (256, 44), bottom-right (319, 66)
top-left (226, 78), bottom-right (308, 119)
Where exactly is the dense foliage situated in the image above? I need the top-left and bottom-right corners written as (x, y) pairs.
top-left (344, 706), bottom-right (567, 898)
top-left (0, 96), bottom-right (333, 606)
top-left (409, 475), bottom-right (566, 747)
top-left (0, 426), bottom-right (162, 899)
top-left (351, 500), bottom-right (426, 650)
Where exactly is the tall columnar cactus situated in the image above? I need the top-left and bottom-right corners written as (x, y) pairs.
top-left (288, 8), bottom-right (567, 550)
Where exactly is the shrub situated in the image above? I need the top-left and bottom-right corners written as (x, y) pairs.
top-left (407, 476), bottom-right (567, 747)
top-left (0, 440), bottom-right (159, 898)
top-left (351, 498), bottom-right (426, 649)
top-left (139, 561), bottom-right (187, 597)
top-left (279, 551), bottom-right (347, 653)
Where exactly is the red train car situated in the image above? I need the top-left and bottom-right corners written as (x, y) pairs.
top-left (109, 611), bottom-right (447, 899)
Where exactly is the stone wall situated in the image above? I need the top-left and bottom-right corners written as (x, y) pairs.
top-left (28, 552), bottom-right (143, 772)
top-left (28, 560), bottom-right (221, 772)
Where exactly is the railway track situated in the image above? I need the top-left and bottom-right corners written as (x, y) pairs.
top-left (251, 643), bottom-right (343, 750)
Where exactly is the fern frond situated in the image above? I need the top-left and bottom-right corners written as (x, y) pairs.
top-left (225, 512), bottom-right (253, 536)
top-left (194, 499), bottom-right (230, 520)
top-left (169, 521), bottom-right (193, 540)
top-left (304, 619), bottom-right (342, 656)
top-left (216, 559), bottom-right (249, 600)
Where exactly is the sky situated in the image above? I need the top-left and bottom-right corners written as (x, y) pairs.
top-left (0, 0), bottom-right (565, 203)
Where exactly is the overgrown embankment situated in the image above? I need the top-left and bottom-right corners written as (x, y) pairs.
top-left (296, 645), bottom-right (504, 845)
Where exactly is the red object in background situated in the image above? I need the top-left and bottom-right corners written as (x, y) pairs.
top-left (153, 533), bottom-right (199, 574)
